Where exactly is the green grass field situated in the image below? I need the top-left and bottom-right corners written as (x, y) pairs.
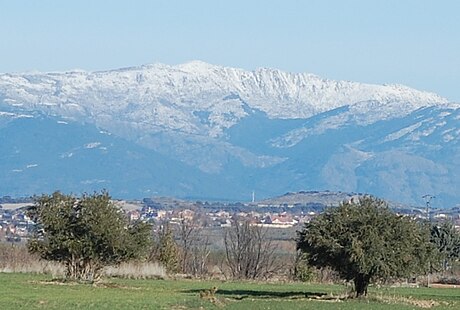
top-left (0, 273), bottom-right (459, 309)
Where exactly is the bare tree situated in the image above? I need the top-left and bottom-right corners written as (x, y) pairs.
top-left (176, 219), bottom-right (198, 273)
top-left (224, 218), bottom-right (278, 280)
top-left (176, 218), bottom-right (211, 277)
top-left (190, 233), bottom-right (211, 277)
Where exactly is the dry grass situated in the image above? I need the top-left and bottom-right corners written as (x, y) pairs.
top-left (0, 243), bottom-right (65, 277)
top-left (0, 243), bottom-right (166, 279)
top-left (0, 260), bottom-right (65, 277)
top-left (104, 261), bottom-right (166, 279)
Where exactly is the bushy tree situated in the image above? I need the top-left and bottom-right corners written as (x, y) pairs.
top-left (297, 196), bottom-right (434, 297)
top-left (27, 191), bottom-right (151, 282)
top-left (151, 223), bottom-right (180, 274)
top-left (292, 250), bottom-right (315, 282)
top-left (430, 222), bottom-right (460, 271)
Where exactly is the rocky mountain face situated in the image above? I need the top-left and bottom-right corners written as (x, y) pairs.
top-left (0, 61), bottom-right (458, 207)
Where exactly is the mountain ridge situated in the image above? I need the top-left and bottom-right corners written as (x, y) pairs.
top-left (0, 61), bottom-right (458, 207)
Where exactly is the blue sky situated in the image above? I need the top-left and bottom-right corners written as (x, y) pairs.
top-left (1, 0), bottom-right (459, 101)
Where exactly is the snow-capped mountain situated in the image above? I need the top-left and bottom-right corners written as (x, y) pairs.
top-left (0, 61), bottom-right (458, 207)
top-left (0, 61), bottom-right (447, 136)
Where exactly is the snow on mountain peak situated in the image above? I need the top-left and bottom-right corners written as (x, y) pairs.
top-left (0, 61), bottom-right (449, 139)
top-left (176, 60), bottom-right (220, 72)
top-left (1, 61), bottom-right (459, 206)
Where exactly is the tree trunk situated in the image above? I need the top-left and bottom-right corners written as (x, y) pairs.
top-left (65, 257), bottom-right (101, 283)
top-left (354, 274), bottom-right (370, 298)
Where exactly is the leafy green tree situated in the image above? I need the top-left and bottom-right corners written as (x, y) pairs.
top-left (430, 222), bottom-right (460, 271)
top-left (27, 191), bottom-right (151, 282)
top-left (292, 250), bottom-right (315, 282)
top-left (297, 196), bottom-right (434, 297)
top-left (151, 223), bottom-right (180, 274)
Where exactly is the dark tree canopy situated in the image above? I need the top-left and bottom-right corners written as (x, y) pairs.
top-left (297, 196), bottom-right (434, 297)
top-left (27, 191), bottom-right (151, 282)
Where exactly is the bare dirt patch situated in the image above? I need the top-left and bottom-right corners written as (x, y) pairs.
top-left (430, 283), bottom-right (460, 289)
top-left (374, 295), bottom-right (441, 309)
top-left (32, 280), bottom-right (78, 286)
top-left (93, 282), bottom-right (143, 290)
top-left (31, 280), bottom-right (142, 290)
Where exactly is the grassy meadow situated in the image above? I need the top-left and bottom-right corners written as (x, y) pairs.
top-left (0, 273), bottom-right (459, 309)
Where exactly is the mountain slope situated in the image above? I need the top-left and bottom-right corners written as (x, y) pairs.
top-left (263, 105), bottom-right (460, 207)
top-left (0, 113), bottom-right (243, 199)
top-left (0, 62), bottom-right (458, 207)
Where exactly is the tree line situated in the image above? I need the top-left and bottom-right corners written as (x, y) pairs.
top-left (26, 191), bottom-right (460, 297)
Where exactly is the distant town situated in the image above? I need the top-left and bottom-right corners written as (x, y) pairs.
top-left (1, 191), bottom-right (460, 243)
